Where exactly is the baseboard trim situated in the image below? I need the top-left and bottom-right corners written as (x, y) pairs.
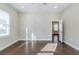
top-left (19, 39), bottom-right (52, 41)
top-left (0, 39), bottom-right (19, 51)
top-left (19, 39), bottom-right (26, 40)
top-left (64, 41), bottom-right (79, 51)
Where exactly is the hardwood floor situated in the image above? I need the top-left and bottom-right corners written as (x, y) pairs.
top-left (0, 40), bottom-right (79, 55)
top-left (54, 43), bottom-right (79, 55)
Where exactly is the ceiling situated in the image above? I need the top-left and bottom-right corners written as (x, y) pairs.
top-left (8, 3), bottom-right (71, 13)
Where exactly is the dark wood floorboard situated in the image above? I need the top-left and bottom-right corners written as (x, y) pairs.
top-left (54, 43), bottom-right (79, 55)
top-left (0, 40), bottom-right (79, 55)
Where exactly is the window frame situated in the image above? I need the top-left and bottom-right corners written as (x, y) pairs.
top-left (0, 10), bottom-right (10, 37)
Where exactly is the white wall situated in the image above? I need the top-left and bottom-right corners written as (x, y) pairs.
top-left (0, 4), bottom-right (18, 50)
top-left (62, 4), bottom-right (79, 50)
top-left (18, 13), bottom-right (61, 41)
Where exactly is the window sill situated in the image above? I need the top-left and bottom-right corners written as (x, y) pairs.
top-left (0, 34), bottom-right (10, 38)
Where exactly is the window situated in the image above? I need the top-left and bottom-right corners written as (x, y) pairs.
top-left (0, 10), bottom-right (10, 37)
top-left (52, 22), bottom-right (59, 32)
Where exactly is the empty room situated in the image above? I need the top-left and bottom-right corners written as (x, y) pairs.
top-left (0, 3), bottom-right (79, 55)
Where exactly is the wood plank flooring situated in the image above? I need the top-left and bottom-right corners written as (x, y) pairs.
top-left (0, 40), bottom-right (79, 55)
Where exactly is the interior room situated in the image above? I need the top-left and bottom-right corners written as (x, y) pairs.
top-left (0, 3), bottom-right (79, 55)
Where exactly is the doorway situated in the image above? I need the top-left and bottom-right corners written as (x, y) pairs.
top-left (52, 20), bottom-right (63, 43)
top-left (52, 21), bottom-right (59, 43)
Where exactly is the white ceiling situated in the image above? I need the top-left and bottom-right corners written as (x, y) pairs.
top-left (8, 3), bottom-right (71, 13)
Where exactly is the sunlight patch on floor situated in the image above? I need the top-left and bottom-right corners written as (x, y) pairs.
top-left (37, 43), bottom-right (57, 55)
